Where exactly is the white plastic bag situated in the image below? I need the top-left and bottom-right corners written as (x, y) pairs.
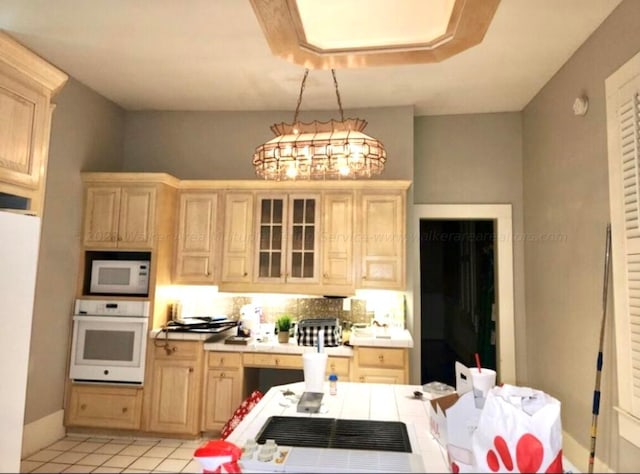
top-left (471, 384), bottom-right (564, 473)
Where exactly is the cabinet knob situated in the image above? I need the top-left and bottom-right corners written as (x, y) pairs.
top-left (330, 364), bottom-right (336, 371)
top-left (80, 404), bottom-right (87, 410)
top-left (275, 358), bottom-right (280, 366)
top-left (324, 273), bottom-right (328, 278)
top-left (378, 355), bottom-right (384, 362)
top-left (359, 376), bottom-right (365, 382)
top-left (220, 372), bottom-right (225, 378)
top-left (122, 407), bottom-right (128, 413)
top-left (188, 367), bottom-right (194, 373)
top-left (362, 276), bottom-right (367, 280)
top-left (220, 357), bottom-right (224, 365)
top-left (243, 272), bottom-right (248, 277)
top-left (205, 270), bottom-right (210, 276)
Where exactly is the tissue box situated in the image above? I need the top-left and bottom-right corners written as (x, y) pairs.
top-left (296, 318), bottom-right (341, 347)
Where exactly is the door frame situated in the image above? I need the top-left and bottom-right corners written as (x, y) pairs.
top-left (407, 204), bottom-right (516, 385)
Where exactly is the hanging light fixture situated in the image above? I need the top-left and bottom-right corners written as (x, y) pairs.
top-left (253, 69), bottom-right (386, 180)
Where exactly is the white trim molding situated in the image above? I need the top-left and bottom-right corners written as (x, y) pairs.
top-left (408, 203), bottom-right (516, 385)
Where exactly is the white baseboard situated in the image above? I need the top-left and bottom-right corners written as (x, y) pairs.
top-left (562, 430), bottom-right (612, 473)
top-left (22, 410), bottom-right (65, 459)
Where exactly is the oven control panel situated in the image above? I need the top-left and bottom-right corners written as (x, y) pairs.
top-left (74, 299), bottom-right (149, 317)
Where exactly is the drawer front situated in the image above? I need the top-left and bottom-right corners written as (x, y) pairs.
top-left (207, 351), bottom-right (243, 369)
top-left (326, 357), bottom-right (350, 377)
top-left (67, 385), bottom-right (142, 429)
top-left (243, 353), bottom-right (302, 369)
top-left (353, 367), bottom-right (406, 385)
top-left (357, 347), bottom-right (405, 369)
top-left (153, 340), bottom-right (202, 360)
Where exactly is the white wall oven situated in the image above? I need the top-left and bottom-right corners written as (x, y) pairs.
top-left (70, 299), bottom-right (149, 385)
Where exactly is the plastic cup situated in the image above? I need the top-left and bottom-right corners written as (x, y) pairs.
top-left (469, 367), bottom-right (496, 398)
top-left (303, 352), bottom-right (328, 393)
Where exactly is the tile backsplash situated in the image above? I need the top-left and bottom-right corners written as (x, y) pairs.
top-left (161, 286), bottom-right (405, 328)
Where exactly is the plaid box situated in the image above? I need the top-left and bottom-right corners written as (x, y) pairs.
top-left (296, 318), bottom-right (342, 347)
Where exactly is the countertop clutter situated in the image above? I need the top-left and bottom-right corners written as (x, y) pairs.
top-left (223, 381), bottom-right (448, 473)
top-left (150, 327), bottom-right (414, 352)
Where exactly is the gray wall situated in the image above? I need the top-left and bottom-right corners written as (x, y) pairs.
top-left (412, 112), bottom-right (526, 381)
top-left (25, 78), bottom-right (124, 424)
top-left (122, 107), bottom-right (414, 180)
top-left (523, 0), bottom-right (640, 470)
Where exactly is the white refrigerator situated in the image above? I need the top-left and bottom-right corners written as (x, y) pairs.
top-left (0, 210), bottom-right (41, 472)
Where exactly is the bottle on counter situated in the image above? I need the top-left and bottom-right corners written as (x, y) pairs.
top-left (329, 374), bottom-right (338, 395)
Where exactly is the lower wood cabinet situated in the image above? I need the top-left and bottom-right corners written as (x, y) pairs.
top-left (201, 352), bottom-right (243, 432)
top-left (145, 340), bottom-right (203, 435)
top-left (65, 384), bottom-right (143, 430)
top-left (352, 346), bottom-right (408, 384)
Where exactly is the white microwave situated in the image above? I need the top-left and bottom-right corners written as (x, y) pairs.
top-left (90, 259), bottom-right (150, 295)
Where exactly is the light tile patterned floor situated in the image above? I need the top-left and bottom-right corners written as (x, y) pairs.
top-left (20, 433), bottom-right (205, 473)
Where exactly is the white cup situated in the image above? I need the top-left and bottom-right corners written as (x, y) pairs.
top-left (469, 367), bottom-right (496, 399)
top-left (303, 352), bottom-right (328, 393)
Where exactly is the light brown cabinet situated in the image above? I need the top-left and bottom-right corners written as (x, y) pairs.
top-left (65, 384), bottom-right (143, 430)
top-left (173, 191), bottom-right (219, 283)
top-left (322, 192), bottom-right (355, 293)
top-left (145, 341), bottom-right (203, 435)
top-left (201, 352), bottom-right (243, 432)
top-left (82, 185), bottom-right (157, 248)
top-left (358, 192), bottom-right (406, 289)
top-left (220, 192), bottom-right (254, 284)
top-left (0, 32), bottom-right (68, 215)
top-left (352, 346), bottom-right (408, 384)
top-left (254, 193), bottom-right (320, 287)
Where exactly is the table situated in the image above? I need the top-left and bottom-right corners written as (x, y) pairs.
top-left (225, 381), bottom-right (449, 472)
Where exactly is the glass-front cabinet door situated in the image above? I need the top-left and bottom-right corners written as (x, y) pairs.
top-left (255, 193), bottom-right (319, 284)
top-left (257, 196), bottom-right (284, 280)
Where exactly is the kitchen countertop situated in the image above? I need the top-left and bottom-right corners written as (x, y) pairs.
top-left (225, 380), bottom-right (448, 472)
top-left (149, 328), bottom-right (414, 354)
top-left (348, 328), bottom-right (414, 348)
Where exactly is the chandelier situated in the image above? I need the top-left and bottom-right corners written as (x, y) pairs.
top-left (253, 69), bottom-right (386, 180)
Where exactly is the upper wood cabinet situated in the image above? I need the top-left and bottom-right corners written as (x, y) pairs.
top-left (220, 192), bottom-right (254, 284)
top-left (0, 32), bottom-right (68, 215)
top-left (358, 191), bottom-right (406, 289)
top-left (254, 193), bottom-right (320, 286)
top-left (83, 185), bottom-right (157, 248)
top-left (173, 191), bottom-right (219, 283)
top-left (322, 192), bottom-right (355, 293)
top-left (81, 173), bottom-right (178, 251)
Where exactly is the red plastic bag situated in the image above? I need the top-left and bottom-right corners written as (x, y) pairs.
top-left (471, 384), bottom-right (563, 473)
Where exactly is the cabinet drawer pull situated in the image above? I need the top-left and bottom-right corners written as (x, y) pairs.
top-left (220, 357), bottom-right (224, 365)
top-left (330, 363), bottom-right (336, 371)
top-left (275, 358), bottom-right (280, 366)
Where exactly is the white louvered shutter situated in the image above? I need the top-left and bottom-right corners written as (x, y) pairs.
top-left (608, 68), bottom-right (640, 419)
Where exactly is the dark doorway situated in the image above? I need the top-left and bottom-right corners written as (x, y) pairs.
top-left (420, 219), bottom-right (496, 386)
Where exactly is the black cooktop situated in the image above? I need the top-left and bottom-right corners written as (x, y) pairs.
top-left (255, 416), bottom-right (412, 453)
